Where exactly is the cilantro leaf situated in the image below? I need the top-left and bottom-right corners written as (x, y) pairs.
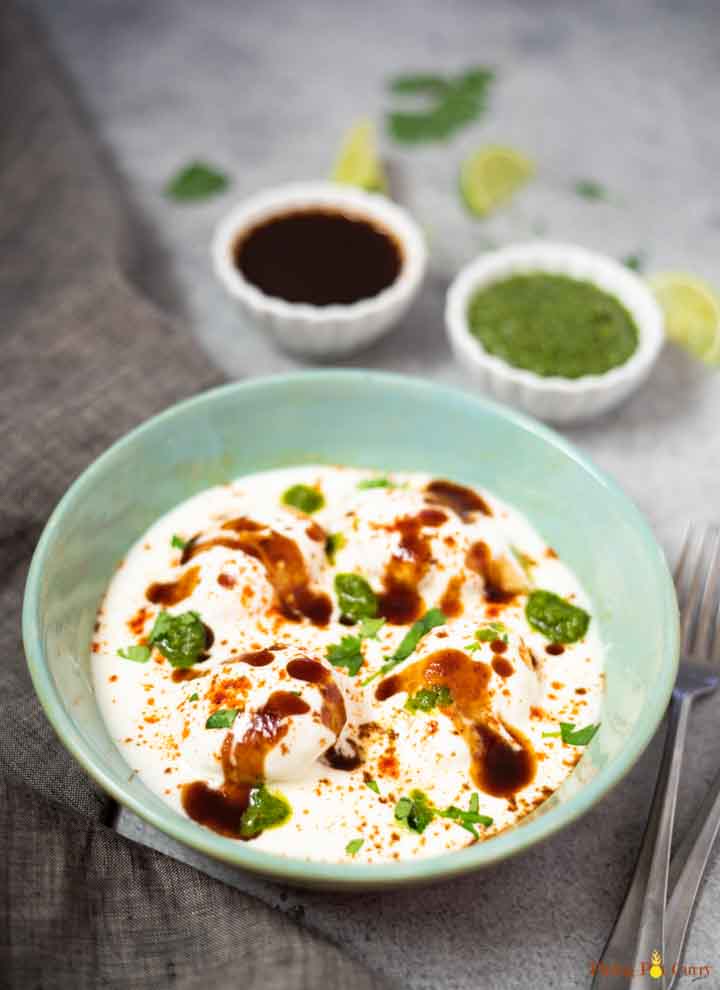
top-left (525, 590), bottom-right (590, 644)
top-left (562, 722), bottom-right (599, 745)
top-left (282, 483), bottom-right (324, 514)
top-left (458, 67), bottom-right (496, 96)
top-left (543, 722), bottom-right (600, 746)
top-left (366, 780), bottom-right (380, 794)
top-left (357, 477), bottom-right (394, 489)
top-left (326, 617), bottom-right (385, 677)
top-left (363, 608), bottom-right (446, 684)
top-left (394, 790), bottom-right (436, 833)
top-left (334, 573), bottom-right (378, 622)
top-left (574, 179), bottom-right (608, 201)
top-left (390, 608), bottom-right (446, 663)
top-left (171, 534), bottom-right (187, 550)
top-left (395, 789), bottom-right (493, 839)
top-left (389, 102), bottom-right (470, 143)
top-left (325, 532), bottom-right (346, 564)
top-left (345, 838), bottom-right (364, 856)
top-left (326, 635), bottom-right (364, 676)
top-left (467, 621), bottom-right (508, 650)
top-left (188, 692), bottom-right (199, 702)
top-left (387, 66), bottom-right (494, 144)
top-left (148, 610), bottom-right (208, 668)
top-left (117, 645), bottom-right (151, 663)
top-left (357, 617), bottom-right (385, 639)
top-left (404, 684), bottom-right (453, 713)
top-left (394, 797), bottom-right (413, 820)
top-left (205, 708), bottom-right (239, 729)
top-left (622, 252), bottom-right (645, 273)
top-left (441, 792), bottom-right (493, 838)
top-left (165, 162), bottom-right (229, 201)
top-left (239, 785), bottom-right (291, 839)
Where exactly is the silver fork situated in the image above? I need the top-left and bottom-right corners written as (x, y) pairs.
top-left (593, 524), bottom-right (720, 990)
top-left (664, 758), bottom-right (720, 988)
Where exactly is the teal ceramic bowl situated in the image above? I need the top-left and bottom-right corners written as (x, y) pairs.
top-left (23, 371), bottom-right (678, 890)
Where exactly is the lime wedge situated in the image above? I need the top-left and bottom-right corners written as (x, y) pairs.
top-left (331, 119), bottom-right (387, 194)
top-left (649, 272), bottom-right (720, 365)
top-left (460, 145), bottom-right (534, 216)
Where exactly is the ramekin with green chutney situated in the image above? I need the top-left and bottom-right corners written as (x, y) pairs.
top-left (445, 243), bottom-right (664, 423)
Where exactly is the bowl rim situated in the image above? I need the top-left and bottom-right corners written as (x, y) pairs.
top-left (22, 370), bottom-right (679, 888)
top-left (211, 181), bottom-right (427, 323)
top-left (445, 241), bottom-right (665, 395)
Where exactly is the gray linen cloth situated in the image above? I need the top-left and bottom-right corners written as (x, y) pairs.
top-left (0, 6), bottom-right (384, 988)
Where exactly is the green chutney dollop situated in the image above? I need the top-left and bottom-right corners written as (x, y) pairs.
top-left (467, 273), bottom-right (639, 378)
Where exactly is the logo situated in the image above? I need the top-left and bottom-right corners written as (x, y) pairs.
top-left (649, 951), bottom-right (664, 981)
top-left (589, 952), bottom-right (712, 982)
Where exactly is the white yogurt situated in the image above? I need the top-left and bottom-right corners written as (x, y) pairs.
top-left (92, 466), bottom-right (603, 863)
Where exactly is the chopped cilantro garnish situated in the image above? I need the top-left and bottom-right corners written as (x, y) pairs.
top-left (326, 617), bottom-right (385, 676)
top-left (525, 590), bottom-right (590, 644)
top-left (357, 477), bottom-right (394, 489)
top-left (326, 635), bottom-right (365, 676)
top-left (467, 621), bottom-right (508, 651)
top-left (404, 684), bottom-right (453, 713)
top-left (366, 780), bottom-right (380, 794)
top-left (239, 785), bottom-right (291, 839)
top-left (345, 838), bottom-right (364, 856)
top-left (188, 692), bottom-right (199, 702)
top-left (574, 179), bottom-right (607, 201)
top-left (334, 573), bottom-right (378, 622)
top-left (387, 67), bottom-right (494, 143)
top-left (205, 708), bottom-right (239, 729)
top-left (148, 610), bottom-right (208, 668)
top-left (357, 617), bottom-right (385, 639)
top-left (165, 162), bottom-right (229, 201)
top-left (542, 722), bottom-right (600, 746)
top-left (363, 609), bottom-right (446, 685)
top-left (170, 534), bottom-right (187, 550)
top-left (325, 532), bottom-right (346, 564)
top-left (395, 789), bottom-right (493, 838)
top-left (622, 252), bottom-right (645, 272)
top-left (390, 609), bottom-right (446, 663)
top-left (282, 483), bottom-right (324, 514)
top-left (394, 790), bottom-right (436, 833)
top-left (395, 797), bottom-right (413, 819)
top-left (117, 645), bottom-right (151, 663)
top-left (442, 793), bottom-right (493, 838)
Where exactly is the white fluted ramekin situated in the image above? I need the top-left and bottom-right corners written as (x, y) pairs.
top-left (445, 242), bottom-right (664, 423)
top-left (212, 182), bottom-right (427, 360)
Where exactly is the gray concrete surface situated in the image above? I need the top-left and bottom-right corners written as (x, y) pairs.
top-left (29, 1), bottom-right (720, 987)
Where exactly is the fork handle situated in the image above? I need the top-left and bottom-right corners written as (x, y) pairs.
top-left (665, 763), bottom-right (720, 988)
top-left (592, 694), bottom-right (691, 990)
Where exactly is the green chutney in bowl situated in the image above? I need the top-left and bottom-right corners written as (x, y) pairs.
top-left (446, 242), bottom-right (665, 424)
top-left (467, 273), bottom-right (639, 378)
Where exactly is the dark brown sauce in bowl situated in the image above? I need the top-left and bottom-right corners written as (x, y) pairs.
top-left (376, 509), bottom-right (446, 625)
top-left (185, 517), bottom-right (331, 627)
top-left (376, 648), bottom-right (536, 799)
top-left (146, 566), bottom-right (200, 606)
top-left (233, 208), bottom-right (403, 306)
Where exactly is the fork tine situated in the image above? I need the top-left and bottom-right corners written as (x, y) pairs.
top-left (674, 524), bottom-right (698, 609)
top-left (694, 527), bottom-right (720, 660)
top-left (710, 598), bottom-right (720, 663)
top-left (677, 525), bottom-right (705, 655)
